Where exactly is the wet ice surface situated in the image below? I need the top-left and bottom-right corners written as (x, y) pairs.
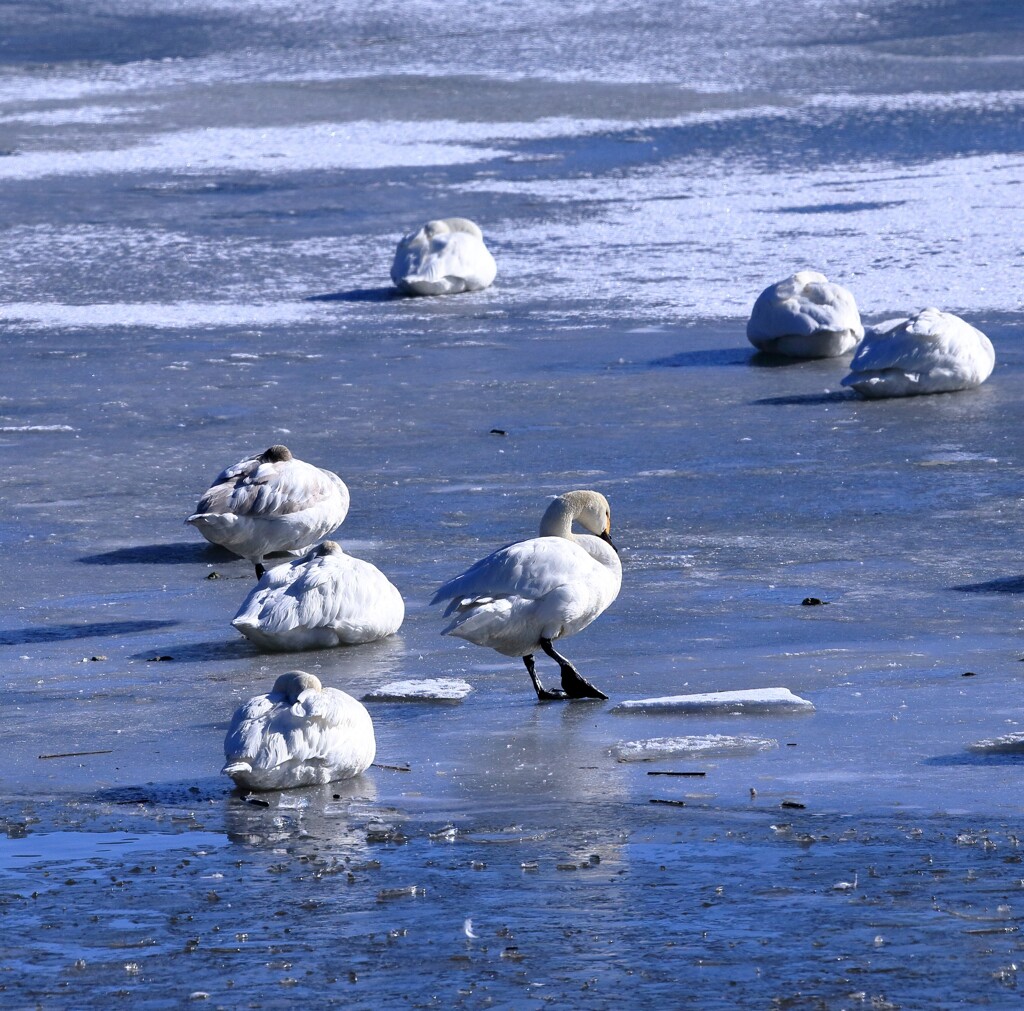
top-left (2, 0), bottom-right (1024, 1006)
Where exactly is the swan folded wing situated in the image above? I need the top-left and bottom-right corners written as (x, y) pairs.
top-left (778, 290), bottom-right (852, 335)
top-left (848, 321), bottom-right (945, 373)
top-left (419, 233), bottom-right (480, 282)
top-left (223, 695), bottom-right (281, 764)
top-left (431, 538), bottom-right (593, 614)
top-left (238, 464), bottom-right (340, 517)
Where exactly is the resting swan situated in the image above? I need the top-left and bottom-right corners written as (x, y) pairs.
top-left (390, 217), bottom-right (497, 296)
top-left (187, 445), bottom-right (349, 578)
top-left (431, 490), bottom-right (621, 701)
top-left (222, 671), bottom-right (376, 791)
top-left (747, 271), bottom-right (864, 358)
top-left (232, 540), bottom-right (405, 651)
top-left (840, 308), bottom-right (995, 398)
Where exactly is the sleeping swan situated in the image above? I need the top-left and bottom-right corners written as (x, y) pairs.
top-left (747, 271), bottom-right (864, 358)
top-left (840, 308), bottom-right (995, 398)
top-left (431, 490), bottom-right (621, 701)
top-left (232, 540), bottom-right (405, 651)
top-left (222, 670), bottom-right (376, 791)
top-left (187, 445), bottom-right (349, 578)
top-left (390, 217), bottom-right (497, 296)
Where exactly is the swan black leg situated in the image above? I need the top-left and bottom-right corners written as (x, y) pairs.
top-left (523, 654), bottom-right (568, 701)
top-left (539, 638), bottom-right (608, 700)
top-left (254, 562), bottom-right (266, 580)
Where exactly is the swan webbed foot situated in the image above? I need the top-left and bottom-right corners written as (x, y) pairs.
top-left (254, 562), bottom-right (266, 580)
top-left (523, 653), bottom-right (567, 701)
top-left (539, 638), bottom-right (608, 701)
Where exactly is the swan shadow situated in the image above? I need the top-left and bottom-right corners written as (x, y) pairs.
top-left (650, 348), bottom-right (751, 368)
top-left (746, 351), bottom-right (835, 369)
top-left (90, 778), bottom-right (227, 807)
top-left (951, 575), bottom-right (1024, 594)
top-left (752, 391), bottom-right (856, 406)
top-left (79, 541), bottom-right (236, 566)
top-left (0, 619), bottom-right (179, 646)
top-left (924, 751), bottom-right (1024, 767)
top-left (306, 287), bottom-right (400, 303)
top-left (129, 638), bottom-right (256, 662)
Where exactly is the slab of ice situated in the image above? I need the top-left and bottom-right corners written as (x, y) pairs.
top-left (363, 679), bottom-right (473, 703)
top-left (612, 735), bottom-right (778, 763)
top-left (611, 687), bottom-right (814, 715)
top-left (967, 732), bottom-right (1024, 755)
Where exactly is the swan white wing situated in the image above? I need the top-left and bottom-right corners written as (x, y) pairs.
top-left (431, 537), bottom-right (595, 612)
top-left (223, 694), bottom-right (285, 765)
top-left (294, 688), bottom-right (376, 766)
top-left (849, 312), bottom-right (991, 375)
top-left (197, 459), bottom-right (347, 519)
top-left (234, 553), bottom-right (404, 639)
top-left (419, 233), bottom-right (493, 285)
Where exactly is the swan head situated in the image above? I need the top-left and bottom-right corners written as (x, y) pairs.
top-left (259, 445), bottom-right (293, 464)
top-left (313, 540), bottom-right (344, 557)
top-left (540, 490), bottom-right (615, 550)
top-left (272, 670), bottom-right (322, 703)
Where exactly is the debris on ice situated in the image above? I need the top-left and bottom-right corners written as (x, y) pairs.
top-left (612, 735), bottom-right (779, 762)
top-left (611, 687), bottom-right (814, 714)
top-left (363, 678), bottom-right (473, 702)
top-left (967, 732), bottom-right (1024, 754)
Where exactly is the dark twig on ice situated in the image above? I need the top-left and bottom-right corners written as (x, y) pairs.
top-left (372, 762), bottom-right (411, 773)
top-left (39, 749), bottom-right (114, 760)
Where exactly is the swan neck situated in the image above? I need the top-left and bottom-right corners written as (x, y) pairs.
top-left (538, 498), bottom-right (575, 539)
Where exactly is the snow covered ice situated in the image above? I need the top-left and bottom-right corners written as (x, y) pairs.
top-left (612, 686), bottom-right (815, 714)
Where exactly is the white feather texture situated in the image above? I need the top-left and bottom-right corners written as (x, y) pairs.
top-left (841, 307), bottom-right (995, 398)
top-left (222, 670), bottom-right (376, 791)
top-left (747, 270), bottom-right (864, 358)
top-left (186, 445), bottom-right (349, 574)
top-left (431, 490), bottom-right (621, 699)
top-left (232, 541), bottom-right (404, 651)
top-left (390, 217), bottom-right (497, 296)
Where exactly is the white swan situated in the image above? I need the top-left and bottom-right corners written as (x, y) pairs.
top-left (840, 308), bottom-right (995, 398)
top-left (431, 490), bottom-right (621, 701)
top-left (222, 670), bottom-right (376, 791)
top-left (187, 445), bottom-right (349, 577)
top-left (747, 271), bottom-right (864, 358)
top-left (390, 217), bottom-right (497, 296)
top-left (232, 540), bottom-right (405, 651)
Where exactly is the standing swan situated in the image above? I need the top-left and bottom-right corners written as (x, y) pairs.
top-left (747, 271), bottom-right (864, 358)
top-left (431, 490), bottom-right (621, 701)
top-left (222, 670), bottom-right (376, 791)
top-left (232, 541), bottom-right (405, 651)
top-left (840, 308), bottom-right (995, 398)
top-left (187, 445), bottom-right (349, 578)
top-left (390, 218), bottom-right (497, 296)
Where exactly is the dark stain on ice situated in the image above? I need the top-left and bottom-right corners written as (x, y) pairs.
top-left (0, 619), bottom-right (179, 645)
top-left (951, 574), bottom-right (1024, 594)
top-left (769, 199), bottom-right (909, 214)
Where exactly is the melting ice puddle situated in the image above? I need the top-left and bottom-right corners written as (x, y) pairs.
top-left (0, 830), bottom-right (227, 873)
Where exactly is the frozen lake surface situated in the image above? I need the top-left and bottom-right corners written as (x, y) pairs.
top-left (2, 0), bottom-right (1023, 1006)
